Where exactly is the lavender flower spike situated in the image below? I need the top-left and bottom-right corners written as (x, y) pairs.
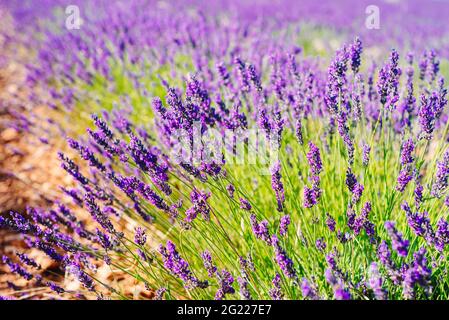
top-left (306, 142), bottom-right (323, 175)
top-left (269, 273), bottom-right (283, 300)
top-left (431, 149), bottom-right (449, 198)
top-left (400, 138), bottom-right (415, 166)
top-left (201, 250), bottom-right (217, 277)
top-left (362, 143), bottom-right (371, 166)
top-left (279, 215), bottom-right (290, 237)
top-left (396, 169), bottom-right (413, 192)
top-left (271, 235), bottom-right (297, 279)
top-left (385, 221), bottom-right (409, 257)
top-left (270, 161), bottom-right (285, 212)
top-left (368, 262), bottom-right (387, 300)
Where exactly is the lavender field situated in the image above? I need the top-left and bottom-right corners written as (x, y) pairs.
top-left (1, 0), bottom-right (449, 301)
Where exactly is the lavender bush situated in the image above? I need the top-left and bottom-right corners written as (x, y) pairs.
top-left (1, 0), bottom-right (449, 300)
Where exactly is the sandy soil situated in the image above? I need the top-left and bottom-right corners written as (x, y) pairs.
top-left (0, 9), bottom-right (69, 298)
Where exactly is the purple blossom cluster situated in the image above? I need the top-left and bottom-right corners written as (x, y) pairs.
top-left (159, 241), bottom-right (208, 290)
top-left (303, 143), bottom-right (323, 208)
top-left (1, 0), bottom-right (449, 301)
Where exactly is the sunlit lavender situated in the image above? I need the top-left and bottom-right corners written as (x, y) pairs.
top-left (1, 0), bottom-right (449, 300)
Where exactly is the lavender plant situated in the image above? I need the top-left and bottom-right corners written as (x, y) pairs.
top-left (1, 0), bottom-right (449, 301)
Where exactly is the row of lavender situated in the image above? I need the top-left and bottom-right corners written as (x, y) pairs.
top-left (1, 0), bottom-right (449, 300)
top-left (4, 0), bottom-right (449, 106)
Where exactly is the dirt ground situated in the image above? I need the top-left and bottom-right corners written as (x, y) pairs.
top-left (0, 6), bottom-right (161, 299)
top-left (0, 9), bottom-right (70, 298)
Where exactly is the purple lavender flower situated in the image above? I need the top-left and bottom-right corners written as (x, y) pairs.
top-left (96, 228), bottom-right (113, 250)
top-left (134, 227), bottom-right (147, 246)
top-left (434, 77), bottom-right (448, 121)
top-left (352, 183), bottom-right (364, 204)
top-left (226, 184), bottom-right (235, 198)
top-left (270, 162), bottom-right (285, 212)
top-left (0, 211), bottom-right (41, 235)
top-left (295, 118), bottom-right (303, 145)
top-left (250, 214), bottom-right (271, 245)
top-left (398, 66), bottom-right (416, 131)
top-left (428, 50), bottom-right (440, 82)
top-left (303, 186), bottom-right (318, 208)
top-left (377, 241), bottom-right (392, 266)
top-left (396, 169), bottom-right (413, 192)
top-left (271, 235), bottom-right (297, 279)
top-left (271, 106), bottom-right (285, 146)
top-left (368, 262), bottom-right (387, 300)
top-left (247, 63), bottom-right (262, 92)
top-left (60, 187), bottom-right (83, 207)
top-left (47, 281), bottom-right (65, 294)
top-left (377, 49), bottom-right (401, 110)
top-left (419, 51), bottom-right (428, 81)
top-left (257, 107), bottom-right (271, 139)
top-left (234, 57), bottom-right (250, 93)
top-left (334, 287), bottom-right (351, 300)
top-left (33, 240), bottom-right (63, 262)
top-left (418, 94), bottom-right (436, 140)
top-left (325, 268), bottom-right (351, 300)
top-left (306, 142), bottom-right (323, 175)
top-left (326, 213), bottom-right (336, 232)
top-left (279, 215), bottom-right (290, 237)
top-left (337, 230), bottom-right (351, 244)
top-left (133, 227), bottom-right (148, 261)
top-left (215, 269), bottom-right (235, 300)
top-left (216, 62), bottom-right (231, 87)
top-left (414, 183), bottom-right (424, 208)
top-left (402, 248), bottom-right (432, 299)
top-left (66, 261), bottom-right (95, 291)
top-left (269, 273), bottom-right (283, 300)
top-left (185, 189), bottom-right (211, 222)
top-left (343, 134), bottom-right (355, 165)
top-left (420, 49), bottom-right (440, 83)
top-left (84, 193), bottom-right (115, 233)
top-left (201, 250), bottom-right (217, 277)
top-left (345, 168), bottom-right (357, 193)
top-left (237, 276), bottom-right (252, 300)
top-left (325, 46), bottom-right (348, 114)
top-left (15, 252), bottom-right (40, 270)
top-left (362, 143), bottom-right (371, 166)
top-left (402, 201), bottom-right (434, 243)
top-left (136, 180), bottom-right (170, 217)
top-left (435, 218), bottom-right (449, 252)
top-left (400, 139), bottom-right (415, 166)
top-left (431, 149), bottom-right (449, 198)
top-left (58, 152), bottom-right (89, 185)
top-left (325, 268), bottom-right (338, 286)
top-left (315, 238), bottom-right (326, 251)
top-left (159, 241), bottom-right (207, 290)
top-left (351, 74), bottom-right (364, 121)
top-left (92, 114), bottom-right (115, 139)
top-left (67, 138), bottom-right (106, 172)
top-left (126, 132), bottom-right (171, 195)
top-left (301, 278), bottom-right (319, 300)
top-left (349, 37), bottom-right (363, 74)
top-left (2, 256), bottom-right (33, 281)
top-left (239, 254), bottom-right (255, 273)
top-left (353, 201), bottom-right (374, 237)
top-left (385, 221), bottom-right (409, 257)
top-left (154, 287), bottom-right (167, 300)
top-left (239, 197), bottom-right (252, 211)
